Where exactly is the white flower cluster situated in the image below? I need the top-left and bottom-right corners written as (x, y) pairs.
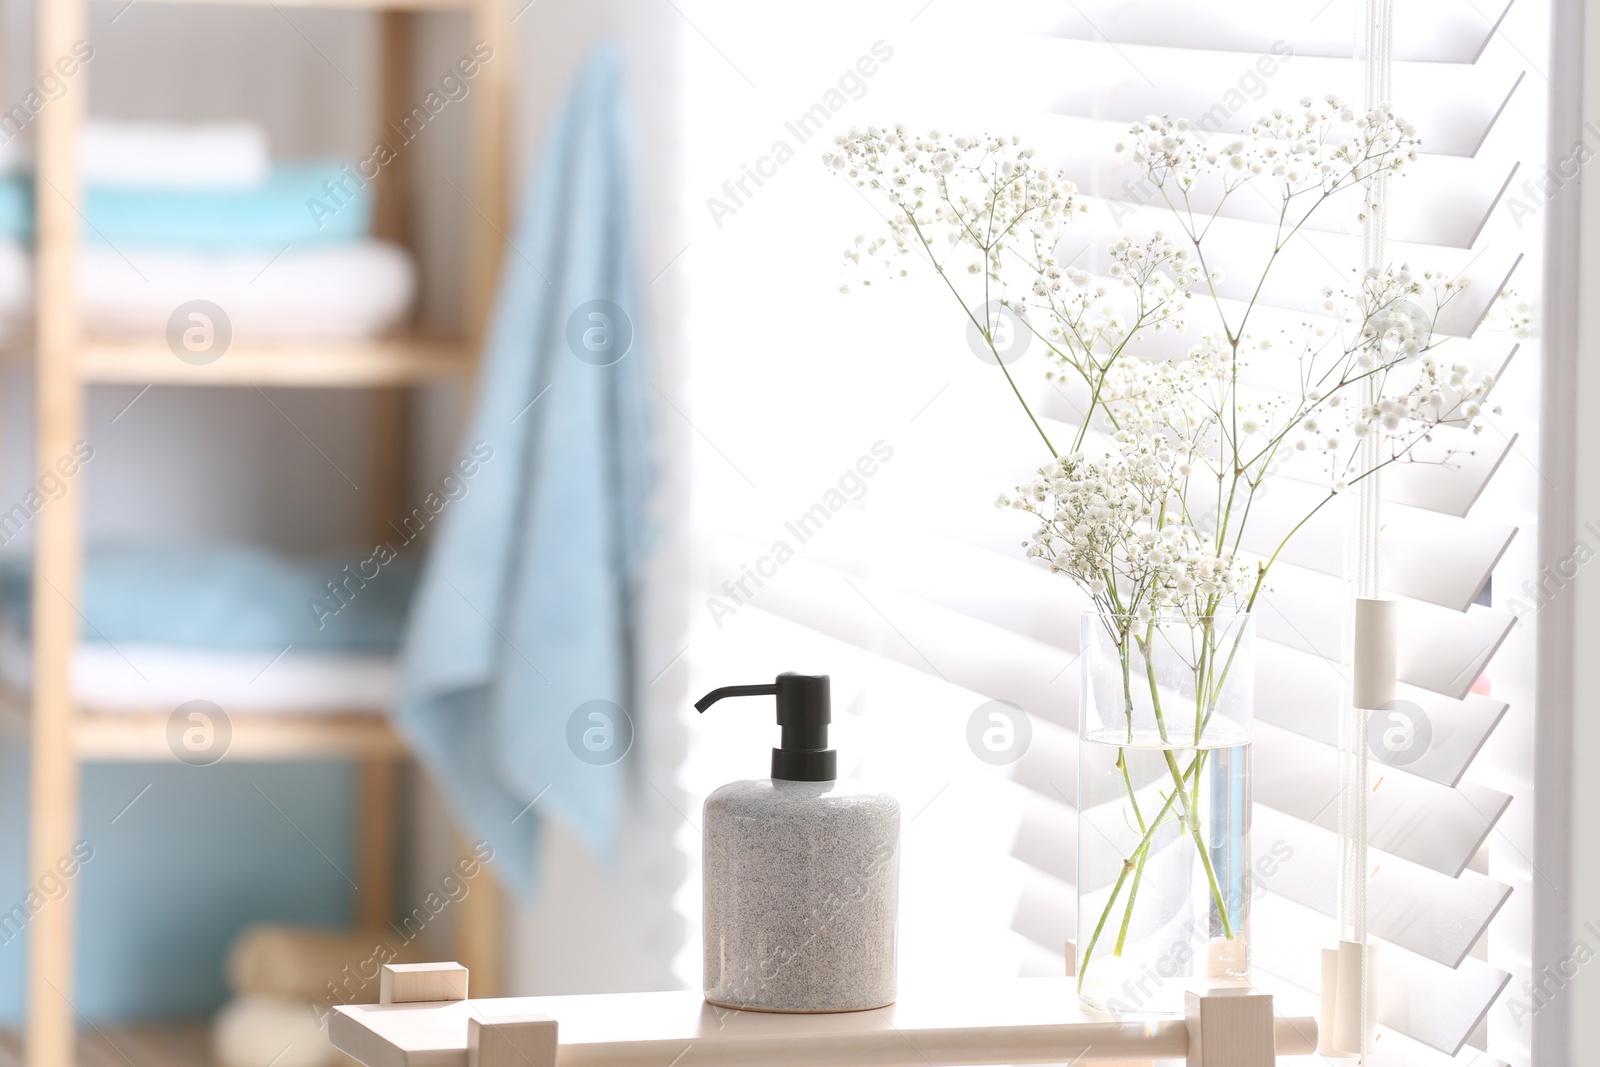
top-left (997, 448), bottom-right (1252, 619)
top-left (1489, 288), bottom-right (1535, 339)
top-left (831, 104), bottom-right (1505, 621)
top-left (826, 126), bottom-right (1084, 293)
top-left (1121, 95), bottom-right (1419, 203)
top-left (1287, 263), bottom-right (1499, 481)
top-left (1035, 232), bottom-right (1201, 371)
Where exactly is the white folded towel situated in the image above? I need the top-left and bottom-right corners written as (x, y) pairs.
top-left (83, 120), bottom-right (272, 188)
top-left (0, 239), bottom-right (418, 343)
top-left (0, 120), bottom-right (272, 188)
top-left (81, 240), bottom-right (417, 340)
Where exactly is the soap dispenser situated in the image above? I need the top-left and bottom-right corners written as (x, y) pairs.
top-left (696, 672), bottom-right (900, 1013)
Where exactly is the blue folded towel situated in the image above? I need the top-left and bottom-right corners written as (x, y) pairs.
top-left (0, 160), bottom-right (371, 250)
top-left (394, 42), bottom-right (654, 892)
top-left (0, 545), bottom-right (413, 652)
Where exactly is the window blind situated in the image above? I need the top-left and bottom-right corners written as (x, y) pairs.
top-left (673, 2), bottom-right (1547, 1063)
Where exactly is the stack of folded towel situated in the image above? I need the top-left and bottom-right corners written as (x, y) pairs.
top-left (0, 119), bottom-right (417, 344)
top-left (0, 545), bottom-right (417, 710)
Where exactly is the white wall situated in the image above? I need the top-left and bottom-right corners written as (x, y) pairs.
top-left (492, 0), bottom-right (692, 996)
top-left (380, 0), bottom-right (693, 996)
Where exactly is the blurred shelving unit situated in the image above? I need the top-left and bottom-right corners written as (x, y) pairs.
top-left (0, 1023), bottom-right (213, 1067)
top-left (21, 0), bottom-right (513, 1063)
top-left (77, 336), bottom-right (474, 386)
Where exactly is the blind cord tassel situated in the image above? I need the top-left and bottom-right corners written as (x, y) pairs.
top-left (1321, 597), bottom-right (1395, 1057)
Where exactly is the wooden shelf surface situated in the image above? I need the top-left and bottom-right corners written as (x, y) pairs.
top-left (78, 336), bottom-right (473, 387)
top-left (0, 688), bottom-right (405, 761)
top-left (76, 709), bottom-right (406, 761)
top-left (333, 977), bottom-right (1320, 1067)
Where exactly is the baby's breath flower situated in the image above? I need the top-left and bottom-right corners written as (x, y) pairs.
top-left (830, 110), bottom-right (1496, 620)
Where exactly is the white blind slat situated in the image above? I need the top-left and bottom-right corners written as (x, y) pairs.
top-left (916, 31), bottom-right (1522, 160)
top-left (1040, 60), bottom-right (1523, 160)
top-left (906, 410), bottom-right (1512, 610)
top-left (1010, 866), bottom-right (1074, 957)
top-left (1258, 649), bottom-right (1508, 789)
top-left (959, 0), bottom-right (1512, 64)
top-left (1002, 793), bottom-right (1513, 968)
top-left (1254, 722), bottom-right (1509, 877)
top-left (1252, 806), bottom-right (1512, 968)
top-left (1019, 300), bottom-right (1518, 394)
top-left (1400, 606), bottom-right (1515, 701)
top-left (1380, 428), bottom-right (1519, 518)
top-left (1060, 152), bottom-right (1516, 250)
top-left (1250, 895), bottom-right (1511, 1055)
top-left (725, 563), bottom-right (1509, 878)
top-left (1254, 570), bottom-right (1510, 693)
top-left (1029, 392), bottom-right (1515, 522)
top-left (725, 520), bottom-right (1509, 707)
top-left (1235, 479), bottom-right (1514, 611)
top-left (1009, 790), bottom-right (1077, 888)
top-left (1056, 206), bottom-right (1520, 329)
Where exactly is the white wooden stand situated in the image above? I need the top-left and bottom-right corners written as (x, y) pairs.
top-left (330, 964), bottom-right (1313, 1067)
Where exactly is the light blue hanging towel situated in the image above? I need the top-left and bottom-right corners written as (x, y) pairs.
top-left (394, 43), bottom-right (653, 893)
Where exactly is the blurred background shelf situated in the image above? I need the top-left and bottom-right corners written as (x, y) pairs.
top-left (0, 1023), bottom-right (212, 1067)
top-left (78, 336), bottom-right (474, 387)
top-left (16, 0), bottom-right (515, 1062)
top-left (0, 689), bottom-right (406, 760)
top-left (71, 711), bottom-right (405, 761)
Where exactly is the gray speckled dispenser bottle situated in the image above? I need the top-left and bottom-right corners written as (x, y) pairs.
top-left (696, 673), bottom-right (900, 1013)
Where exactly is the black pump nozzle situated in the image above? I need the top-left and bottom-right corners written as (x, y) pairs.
top-left (695, 672), bottom-right (837, 782)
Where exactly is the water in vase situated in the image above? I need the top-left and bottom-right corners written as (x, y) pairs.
top-left (1076, 724), bottom-right (1251, 1015)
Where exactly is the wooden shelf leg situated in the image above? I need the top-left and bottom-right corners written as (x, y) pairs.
top-left (356, 757), bottom-right (400, 931)
top-left (28, 0), bottom-right (86, 1062)
top-left (25, 710), bottom-right (80, 1067)
top-left (466, 0), bottom-right (514, 349)
top-left (453, 835), bottom-right (504, 997)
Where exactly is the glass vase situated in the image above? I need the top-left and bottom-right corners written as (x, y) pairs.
top-left (1076, 611), bottom-right (1254, 1014)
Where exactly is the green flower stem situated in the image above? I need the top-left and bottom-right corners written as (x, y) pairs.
top-left (1136, 630), bottom-right (1171, 745)
top-left (1080, 631), bottom-right (1239, 995)
top-left (1117, 749), bottom-right (1147, 834)
top-left (1193, 617), bottom-right (1214, 742)
top-left (1138, 636), bottom-right (1212, 918)
top-left (1078, 857), bottom-right (1136, 994)
top-left (1194, 618), bottom-right (1251, 742)
top-left (1114, 837), bottom-right (1151, 956)
top-left (1165, 746), bottom-right (1234, 940)
top-left (1077, 777), bottom-right (1188, 992)
top-left (1121, 636), bottom-right (1137, 746)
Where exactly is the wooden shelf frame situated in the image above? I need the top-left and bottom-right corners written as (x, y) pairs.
top-left (76, 710), bottom-right (408, 761)
top-left (331, 973), bottom-right (1320, 1067)
top-left (22, 2), bottom-right (513, 1064)
top-left (79, 336), bottom-right (473, 387)
top-left (0, 685), bottom-right (406, 760)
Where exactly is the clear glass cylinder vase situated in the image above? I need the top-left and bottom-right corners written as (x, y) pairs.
top-left (1076, 611), bottom-right (1254, 1014)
